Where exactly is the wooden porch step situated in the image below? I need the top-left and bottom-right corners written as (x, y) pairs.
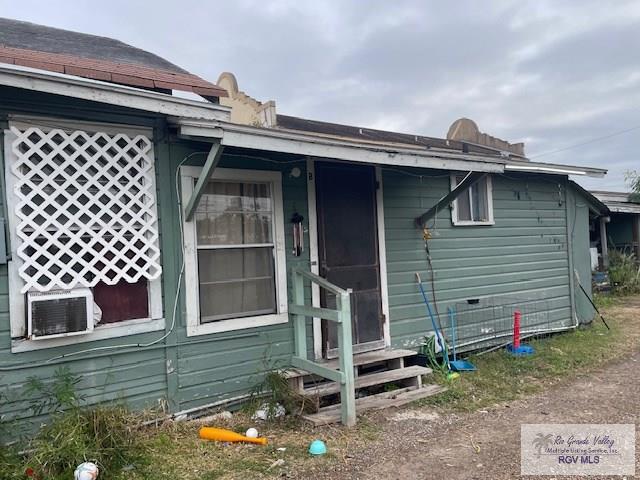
top-left (302, 384), bottom-right (447, 426)
top-left (303, 365), bottom-right (432, 398)
top-left (283, 348), bottom-right (419, 379)
top-left (322, 348), bottom-right (418, 370)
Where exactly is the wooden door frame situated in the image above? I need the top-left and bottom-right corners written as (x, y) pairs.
top-left (306, 158), bottom-right (391, 360)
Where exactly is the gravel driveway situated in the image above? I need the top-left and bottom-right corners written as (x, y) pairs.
top-left (362, 351), bottom-right (639, 479)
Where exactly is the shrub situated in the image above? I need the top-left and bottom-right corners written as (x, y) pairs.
top-left (1, 367), bottom-right (147, 480)
top-left (23, 405), bottom-right (144, 479)
top-left (608, 250), bottom-right (640, 295)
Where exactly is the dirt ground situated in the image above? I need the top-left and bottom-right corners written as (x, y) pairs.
top-left (294, 297), bottom-right (640, 480)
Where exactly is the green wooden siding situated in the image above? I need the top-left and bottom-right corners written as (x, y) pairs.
top-left (382, 169), bottom-right (574, 349)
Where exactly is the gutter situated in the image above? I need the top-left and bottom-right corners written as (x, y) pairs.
top-left (506, 161), bottom-right (606, 178)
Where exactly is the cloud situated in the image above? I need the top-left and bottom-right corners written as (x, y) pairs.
top-left (0, 0), bottom-right (637, 191)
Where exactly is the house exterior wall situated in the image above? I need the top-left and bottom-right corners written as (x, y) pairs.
top-left (0, 87), bottom-right (310, 427)
top-left (0, 88), bottom-right (171, 428)
top-left (382, 169), bottom-right (576, 349)
top-left (0, 87), bottom-right (586, 426)
top-left (566, 185), bottom-right (596, 324)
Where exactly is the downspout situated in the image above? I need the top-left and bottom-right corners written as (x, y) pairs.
top-left (565, 180), bottom-right (579, 328)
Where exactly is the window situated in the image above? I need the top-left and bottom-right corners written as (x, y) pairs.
top-left (450, 174), bottom-right (494, 225)
top-left (5, 117), bottom-right (164, 351)
top-left (181, 167), bottom-right (287, 335)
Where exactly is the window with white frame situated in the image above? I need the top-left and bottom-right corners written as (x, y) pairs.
top-left (181, 167), bottom-right (287, 336)
top-left (5, 117), bottom-right (163, 350)
top-left (450, 174), bottom-right (494, 225)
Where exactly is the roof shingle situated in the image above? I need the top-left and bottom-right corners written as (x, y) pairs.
top-left (0, 18), bottom-right (226, 98)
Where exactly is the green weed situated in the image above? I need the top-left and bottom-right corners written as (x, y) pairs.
top-left (608, 250), bottom-right (640, 295)
top-left (416, 318), bottom-right (620, 412)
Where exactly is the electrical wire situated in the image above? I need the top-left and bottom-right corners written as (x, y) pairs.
top-left (381, 166), bottom-right (451, 179)
top-left (529, 124), bottom-right (640, 159)
top-left (424, 237), bottom-right (446, 336)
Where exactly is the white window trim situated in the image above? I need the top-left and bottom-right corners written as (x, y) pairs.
top-left (180, 166), bottom-right (288, 336)
top-left (450, 174), bottom-right (495, 226)
top-left (4, 119), bottom-right (165, 352)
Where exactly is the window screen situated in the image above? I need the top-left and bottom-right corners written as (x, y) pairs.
top-left (195, 180), bottom-right (277, 322)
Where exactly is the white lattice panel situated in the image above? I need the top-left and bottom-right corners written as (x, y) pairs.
top-left (9, 125), bottom-right (162, 293)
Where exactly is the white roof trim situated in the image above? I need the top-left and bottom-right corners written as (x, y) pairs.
top-left (506, 164), bottom-right (587, 176)
top-left (0, 63), bottom-right (230, 121)
top-left (176, 119), bottom-right (506, 173)
top-left (504, 160), bottom-right (607, 178)
top-left (505, 163), bottom-right (606, 178)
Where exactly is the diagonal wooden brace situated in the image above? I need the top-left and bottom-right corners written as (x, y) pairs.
top-left (184, 141), bottom-right (224, 222)
top-left (414, 171), bottom-right (487, 227)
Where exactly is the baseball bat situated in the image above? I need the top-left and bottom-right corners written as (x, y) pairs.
top-left (199, 427), bottom-right (268, 445)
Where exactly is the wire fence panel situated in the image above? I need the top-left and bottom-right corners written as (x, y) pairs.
top-left (444, 294), bottom-right (573, 353)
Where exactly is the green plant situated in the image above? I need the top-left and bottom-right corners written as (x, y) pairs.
top-left (593, 292), bottom-right (618, 310)
top-left (23, 404), bottom-right (145, 479)
top-left (246, 368), bottom-right (312, 420)
top-left (244, 349), bottom-right (315, 421)
top-left (608, 250), bottom-right (640, 295)
top-left (625, 170), bottom-right (640, 202)
top-left (24, 366), bottom-right (85, 415)
top-left (2, 367), bottom-right (148, 480)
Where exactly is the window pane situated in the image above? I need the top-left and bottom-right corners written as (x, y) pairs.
top-left (195, 212), bottom-right (272, 245)
top-left (195, 180), bottom-right (273, 245)
top-left (454, 176), bottom-right (489, 222)
top-left (197, 247), bottom-right (276, 321)
top-left (93, 279), bottom-right (149, 324)
top-left (457, 192), bottom-right (472, 221)
top-left (473, 181), bottom-right (488, 221)
top-left (197, 181), bottom-right (272, 213)
top-left (198, 247), bottom-right (274, 283)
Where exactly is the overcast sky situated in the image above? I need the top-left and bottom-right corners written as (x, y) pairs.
top-left (1, 0), bottom-right (638, 191)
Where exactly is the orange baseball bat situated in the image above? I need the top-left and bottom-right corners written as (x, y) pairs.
top-left (199, 427), bottom-right (268, 445)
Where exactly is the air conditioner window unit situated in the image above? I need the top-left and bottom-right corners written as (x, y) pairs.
top-left (27, 288), bottom-right (94, 340)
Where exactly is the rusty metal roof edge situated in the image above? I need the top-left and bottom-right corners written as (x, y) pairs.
top-left (0, 63), bottom-right (230, 121)
top-left (177, 118), bottom-right (512, 167)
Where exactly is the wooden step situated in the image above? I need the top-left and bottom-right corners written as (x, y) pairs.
top-left (303, 365), bottom-right (432, 398)
top-left (283, 348), bottom-right (418, 379)
top-left (303, 384), bottom-right (447, 425)
top-left (322, 348), bottom-right (418, 370)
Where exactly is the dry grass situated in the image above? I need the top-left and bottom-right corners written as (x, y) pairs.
top-left (114, 295), bottom-right (640, 480)
top-left (115, 414), bottom-right (381, 480)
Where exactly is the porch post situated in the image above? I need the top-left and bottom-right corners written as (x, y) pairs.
top-left (634, 214), bottom-right (640, 263)
top-left (337, 289), bottom-right (356, 427)
top-left (599, 216), bottom-right (609, 270)
top-left (292, 269), bottom-right (307, 358)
